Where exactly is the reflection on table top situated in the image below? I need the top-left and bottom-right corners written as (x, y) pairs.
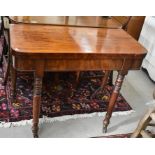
top-left (10, 24), bottom-right (146, 59)
top-left (9, 16), bottom-right (122, 29)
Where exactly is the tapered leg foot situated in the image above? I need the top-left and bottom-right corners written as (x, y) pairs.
top-left (102, 124), bottom-right (107, 133)
top-left (32, 124), bottom-right (39, 138)
top-left (103, 114), bottom-right (110, 133)
top-left (34, 135), bottom-right (39, 138)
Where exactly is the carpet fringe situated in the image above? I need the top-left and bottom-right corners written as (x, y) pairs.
top-left (0, 110), bottom-right (134, 128)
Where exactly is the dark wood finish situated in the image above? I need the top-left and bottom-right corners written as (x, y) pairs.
top-left (113, 16), bottom-right (131, 28)
top-left (127, 16), bottom-right (145, 40)
top-left (101, 71), bottom-right (111, 88)
top-left (108, 71), bottom-right (113, 86)
top-left (90, 70), bottom-right (111, 100)
top-left (113, 16), bottom-right (145, 40)
top-left (8, 16), bottom-right (123, 88)
top-left (9, 16), bottom-right (122, 29)
top-left (32, 61), bottom-right (44, 138)
top-left (6, 16), bottom-right (123, 88)
top-left (10, 24), bottom-right (147, 137)
top-left (11, 64), bottom-right (17, 101)
top-left (0, 17), bottom-right (4, 37)
top-left (104, 16), bottom-right (132, 87)
top-left (10, 24), bottom-right (146, 57)
top-left (106, 16), bottom-right (145, 88)
top-left (103, 70), bottom-right (128, 132)
top-left (8, 16), bottom-right (132, 92)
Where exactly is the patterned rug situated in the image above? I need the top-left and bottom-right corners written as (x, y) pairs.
top-left (0, 38), bottom-right (132, 127)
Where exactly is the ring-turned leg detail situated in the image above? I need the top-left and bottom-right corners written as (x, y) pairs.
top-left (32, 76), bottom-right (43, 138)
top-left (103, 70), bottom-right (128, 133)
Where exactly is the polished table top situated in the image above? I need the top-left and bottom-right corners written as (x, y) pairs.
top-left (9, 16), bottom-right (122, 29)
top-left (10, 24), bottom-right (146, 59)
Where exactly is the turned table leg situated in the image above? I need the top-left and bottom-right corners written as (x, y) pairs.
top-left (101, 70), bottom-right (111, 88)
top-left (90, 70), bottom-right (111, 99)
top-left (32, 76), bottom-right (43, 138)
top-left (32, 61), bottom-right (44, 138)
top-left (3, 55), bottom-right (10, 86)
top-left (103, 70), bottom-right (128, 133)
top-left (11, 65), bottom-right (17, 102)
top-left (108, 71), bottom-right (113, 86)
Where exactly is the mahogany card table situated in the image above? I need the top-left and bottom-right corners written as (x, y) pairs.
top-left (10, 23), bottom-right (146, 137)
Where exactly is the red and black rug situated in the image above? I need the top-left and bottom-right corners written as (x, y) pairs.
top-left (0, 38), bottom-right (132, 127)
top-left (0, 69), bottom-right (132, 125)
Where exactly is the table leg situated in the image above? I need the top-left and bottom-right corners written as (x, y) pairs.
top-left (11, 66), bottom-right (17, 102)
top-left (90, 70), bottom-right (111, 100)
top-left (3, 55), bottom-right (10, 86)
top-left (101, 70), bottom-right (111, 88)
top-left (103, 70), bottom-right (128, 133)
top-left (108, 71), bottom-right (113, 86)
top-left (76, 71), bottom-right (80, 83)
top-left (32, 74), bottom-right (43, 138)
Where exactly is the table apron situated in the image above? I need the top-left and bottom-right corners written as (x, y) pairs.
top-left (12, 57), bottom-right (143, 72)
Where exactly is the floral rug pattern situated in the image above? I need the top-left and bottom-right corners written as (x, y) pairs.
top-left (0, 68), bottom-right (132, 123)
